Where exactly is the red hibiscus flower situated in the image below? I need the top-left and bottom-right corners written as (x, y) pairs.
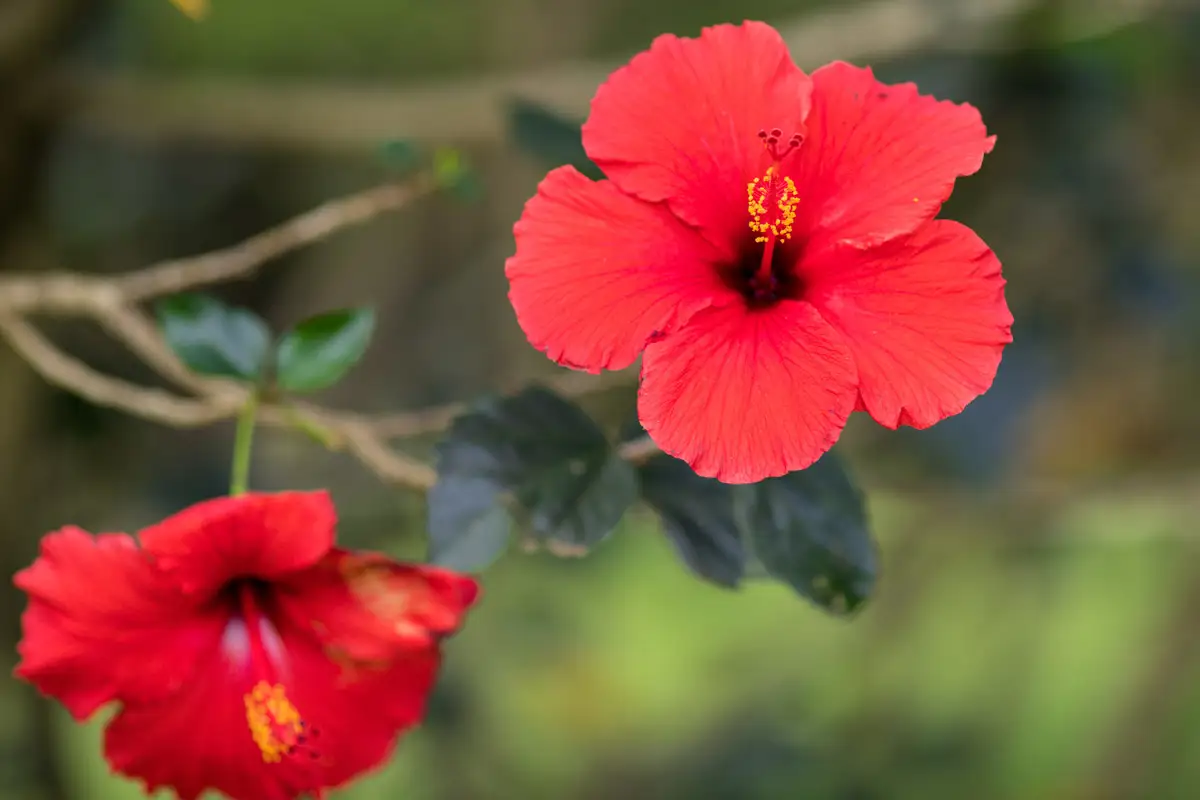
top-left (13, 491), bottom-right (478, 800)
top-left (505, 21), bottom-right (1013, 483)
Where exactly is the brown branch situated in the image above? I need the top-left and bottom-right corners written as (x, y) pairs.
top-left (0, 176), bottom-right (644, 492)
top-left (15, 0), bottom-right (1162, 152)
top-left (93, 303), bottom-right (214, 392)
top-left (617, 436), bottom-right (660, 465)
top-left (370, 367), bottom-right (635, 439)
top-left (116, 180), bottom-right (433, 302)
top-left (0, 311), bottom-right (238, 427)
top-left (4, 175), bottom-right (1195, 518)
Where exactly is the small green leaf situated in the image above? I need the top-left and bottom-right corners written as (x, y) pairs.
top-left (378, 139), bottom-right (420, 174)
top-left (275, 309), bottom-right (375, 394)
top-left (156, 294), bottom-right (270, 381)
top-left (431, 387), bottom-right (638, 555)
top-left (741, 453), bottom-right (876, 615)
top-left (507, 99), bottom-right (602, 180)
top-left (640, 454), bottom-right (745, 588)
top-left (428, 476), bottom-right (513, 572)
top-left (432, 147), bottom-right (483, 202)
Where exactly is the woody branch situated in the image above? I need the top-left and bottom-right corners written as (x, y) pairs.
top-left (0, 174), bottom-right (652, 492)
top-left (0, 166), bottom-right (1182, 521)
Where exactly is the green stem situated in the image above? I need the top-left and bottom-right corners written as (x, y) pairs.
top-left (229, 391), bottom-right (260, 496)
top-left (283, 406), bottom-right (342, 450)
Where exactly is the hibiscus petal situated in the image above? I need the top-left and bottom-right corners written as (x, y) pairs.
top-left (805, 220), bottom-right (1013, 429)
top-left (638, 301), bottom-right (858, 483)
top-left (274, 550), bottom-right (480, 667)
top-left (14, 527), bottom-right (222, 719)
top-left (104, 652), bottom-right (277, 800)
top-left (582, 21), bottom-right (812, 253)
top-left (139, 492), bottom-right (336, 598)
top-left (788, 61), bottom-right (995, 251)
top-left (104, 613), bottom-right (442, 800)
top-left (288, 639), bottom-right (442, 791)
top-left (506, 165), bottom-right (729, 372)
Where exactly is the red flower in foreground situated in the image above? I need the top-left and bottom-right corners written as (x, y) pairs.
top-left (506, 21), bottom-right (1013, 483)
top-left (14, 491), bottom-right (478, 800)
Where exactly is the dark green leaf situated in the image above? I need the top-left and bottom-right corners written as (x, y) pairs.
top-left (427, 476), bottom-right (513, 572)
top-left (742, 453), bottom-right (876, 614)
top-left (640, 454), bottom-right (745, 588)
top-left (156, 293), bottom-right (270, 381)
top-left (275, 309), bottom-right (375, 393)
top-left (431, 386), bottom-right (638, 553)
top-left (507, 99), bottom-right (602, 180)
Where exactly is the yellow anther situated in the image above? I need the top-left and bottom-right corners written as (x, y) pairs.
top-left (244, 681), bottom-right (308, 763)
top-left (746, 168), bottom-right (799, 244)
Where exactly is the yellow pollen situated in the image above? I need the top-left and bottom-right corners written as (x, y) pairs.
top-left (747, 167), bottom-right (800, 244)
top-left (244, 681), bottom-right (308, 763)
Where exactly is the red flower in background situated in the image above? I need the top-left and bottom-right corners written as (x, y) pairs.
top-left (506, 21), bottom-right (1013, 483)
top-left (14, 491), bottom-right (478, 800)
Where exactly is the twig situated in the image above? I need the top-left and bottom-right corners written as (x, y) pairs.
top-left (15, 0), bottom-right (1162, 151)
top-left (0, 176), bottom-right (645, 492)
top-left (617, 436), bottom-right (660, 465)
top-left (3, 177), bottom-right (1200, 536)
top-left (117, 180), bottom-right (432, 301)
top-left (0, 311), bottom-right (238, 427)
top-left (369, 367), bottom-right (635, 439)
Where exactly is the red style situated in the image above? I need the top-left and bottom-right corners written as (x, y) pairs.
top-left (506, 21), bottom-right (1013, 483)
top-left (14, 491), bottom-right (478, 800)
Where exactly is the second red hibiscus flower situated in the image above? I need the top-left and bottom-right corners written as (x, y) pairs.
top-left (15, 491), bottom-right (478, 800)
top-left (506, 20), bottom-right (1013, 483)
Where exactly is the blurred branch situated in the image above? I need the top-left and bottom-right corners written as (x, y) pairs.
top-left (17, 0), bottom-right (1164, 151)
top-left (117, 181), bottom-right (433, 301)
top-left (0, 180), bottom-right (1196, 516)
top-left (0, 177), bottom-right (647, 492)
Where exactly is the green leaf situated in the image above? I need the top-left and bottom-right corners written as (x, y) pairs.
top-left (507, 99), bottom-right (603, 180)
top-left (432, 148), bottom-right (482, 201)
top-left (378, 139), bottom-right (420, 174)
top-left (156, 293), bottom-right (270, 381)
top-left (430, 386), bottom-right (638, 555)
top-left (275, 309), bottom-right (375, 394)
top-left (741, 453), bottom-right (876, 615)
top-left (640, 454), bottom-right (745, 588)
top-left (428, 477), bottom-right (513, 572)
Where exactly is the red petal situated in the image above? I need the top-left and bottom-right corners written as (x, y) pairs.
top-left (139, 492), bottom-right (336, 598)
top-left (506, 166), bottom-right (729, 372)
top-left (805, 220), bottom-right (1013, 429)
top-left (638, 301), bottom-right (858, 483)
top-left (103, 648), bottom-right (275, 800)
top-left (788, 62), bottom-right (995, 251)
top-left (275, 550), bottom-right (480, 667)
top-left (582, 21), bottom-right (812, 253)
top-left (103, 612), bottom-right (443, 800)
top-left (288, 641), bottom-right (442, 792)
top-left (13, 527), bottom-right (223, 720)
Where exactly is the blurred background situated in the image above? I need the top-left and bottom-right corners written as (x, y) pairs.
top-left (1, 0), bottom-right (1198, 797)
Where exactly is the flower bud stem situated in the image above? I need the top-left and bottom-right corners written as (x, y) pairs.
top-left (229, 391), bottom-right (260, 496)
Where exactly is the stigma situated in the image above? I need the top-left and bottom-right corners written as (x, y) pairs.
top-left (244, 681), bottom-right (317, 764)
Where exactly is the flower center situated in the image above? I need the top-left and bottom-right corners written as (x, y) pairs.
top-left (747, 167), bottom-right (799, 244)
top-left (234, 582), bottom-right (322, 765)
top-left (737, 129), bottom-right (804, 306)
top-left (244, 681), bottom-right (315, 763)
